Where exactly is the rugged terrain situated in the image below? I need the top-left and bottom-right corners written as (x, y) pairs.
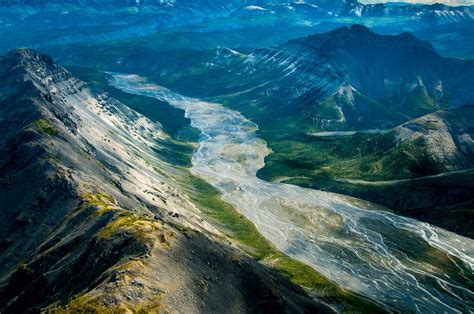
top-left (0, 48), bottom-right (379, 313)
top-left (58, 25), bottom-right (474, 237)
top-left (107, 72), bottom-right (474, 312)
top-left (88, 25), bottom-right (474, 132)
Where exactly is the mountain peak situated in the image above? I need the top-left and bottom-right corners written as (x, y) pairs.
top-left (0, 48), bottom-right (62, 81)
top-left (0, 48), bottom-right (73, 94)
top-left (2, 48), bottom-right (54, 67)
top-left (311, 24), bottom-right (374, 39)
top-left (345, 24), bottom-right (373, 34)
top-left (291, 24), bottom-right (436, 56)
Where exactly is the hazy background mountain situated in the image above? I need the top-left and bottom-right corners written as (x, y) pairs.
top-left (1, 0), bottom-right (473, 58)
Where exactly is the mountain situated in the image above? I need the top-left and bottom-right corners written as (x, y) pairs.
top-left (362, 0), bottom-right (474, 5)
top-left (112, 25), bottom-right (473, 132)
top-left (232, 0), bottom-right (358, 18)
top-left (0, 48), bottom-right (353, 312)
top-left (351, 2), bottom-right (474, 22)
top-left (0, 0), bottom-right (295, 16)
top-left (392, 106), bottom-right (474, 173)
top-left (0, 0), bottom-right (255, 9)
top-left (0, 0), bottom-right (295, 53)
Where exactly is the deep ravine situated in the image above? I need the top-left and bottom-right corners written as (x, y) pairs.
top-left (109, 73), bottom-right (474, 313)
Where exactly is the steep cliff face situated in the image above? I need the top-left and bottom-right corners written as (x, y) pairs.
top-left (0, 49), bottom-right (333, 313)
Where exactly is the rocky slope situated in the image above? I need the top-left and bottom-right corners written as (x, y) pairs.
top-left (394, 106), bottom-right (474, 172)
top-left (0, 48), bottom-right (337, 313)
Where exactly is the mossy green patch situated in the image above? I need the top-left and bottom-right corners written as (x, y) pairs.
top-left (402, 85), bottom-right (438, 118)
top-left (256, 128), bottom-right (439, 185)
top-left (30, 118), bottom-right (58, 136)
top-left (152, 137), bottom-right (195, 167)
top-left (99, 211), bottom-right (162, 248)
top-left (47, 293), bottom-right (162, 314)
top-left (81, 193), bottom-right (117, 217)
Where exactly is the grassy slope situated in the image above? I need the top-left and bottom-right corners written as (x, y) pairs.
top-left (257, 130), bottom-right (424, 182)
top-left (74, 67), bottom-right (385, 312)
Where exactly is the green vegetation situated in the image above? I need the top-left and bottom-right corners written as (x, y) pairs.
top-left (255, 127), bottom-right (474, 237)
top-left (153, 137), bottom-right (195, 167)
top-left (30, 118), bottom-right (58, 136)
top-left (307, 91), bottom-right (406, 130)
top-left (48, 294), bottom-right (162, 314)
top-left (256, 124), bottom-right (448, 186)
top-left (82, 192), bottom-right (115, 206)
top-left (314, 96), bottom-right (344, 120)
top-left (81, 192), bottom-right (117, 217)
top-left (81, 192), bottom-right (161, 246)
top-left (99, 211), bottom-right (159, 246)
top-left (352, 91), bottom-right (407, 127)
top-left (257, 129), bottom-right (419, 183)
top-left (401, 85), bottom-right (438, 118)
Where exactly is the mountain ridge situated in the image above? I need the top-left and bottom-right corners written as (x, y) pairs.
top-left (294, 24), bottom-right (437, 53)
